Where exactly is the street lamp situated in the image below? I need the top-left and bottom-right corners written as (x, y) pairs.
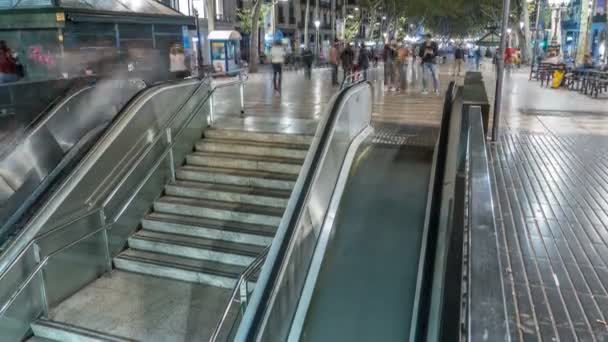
top-left (547, 0), bottom-right (571, 49)
top-left (314, 19), bottom-right (321, 61)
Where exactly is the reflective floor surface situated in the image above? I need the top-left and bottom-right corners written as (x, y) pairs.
top-left (484, 68), bottom-right (608, 341)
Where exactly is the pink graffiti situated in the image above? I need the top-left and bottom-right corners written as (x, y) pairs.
top-left (28, 45), bottom-right (56, 67)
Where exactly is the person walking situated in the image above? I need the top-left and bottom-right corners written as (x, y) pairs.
top-left (329, 39), bottom-right (340, 86)
top-left (358, 43), bottom-right (370, 80)
top-left (169, 44), bottom-right (189, 79)
top-left (419, 34), bottom-right (439, 95)
top-left (0, 41), bottom-right (18, 83)
top-left (453, 43), bottom-right (465, 77)
top-left (271, 40), bottom-right (286, 95)
top-left (397, 43), bottom-right (410, 90)
top-left (384, 41), bottom-right (397, 91)
top-left (340, 43), bottom-right (354, 82)
top-left (474, 47), bottom-right (482, 70)
top-left (302, 48), bottom-right (313, 80)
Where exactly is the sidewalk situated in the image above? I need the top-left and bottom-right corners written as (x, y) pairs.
top-left (483, 67), bottom-right (608, 341)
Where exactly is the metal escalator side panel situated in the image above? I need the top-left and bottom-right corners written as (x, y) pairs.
top-left (236, 82), bottom-right (373, 342)
top-left (0, 78), bottom-right (211, 341)
top-left (287, 126), bottom-right (374, 341)
top-left (0, 79), bottom-right (147, 244)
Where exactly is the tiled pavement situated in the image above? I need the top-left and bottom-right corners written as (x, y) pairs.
top-left (487, 69), bottom-right (608, 341)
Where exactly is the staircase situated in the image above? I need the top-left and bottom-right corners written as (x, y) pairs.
top-left (111, 128), bottom-right (312, 288)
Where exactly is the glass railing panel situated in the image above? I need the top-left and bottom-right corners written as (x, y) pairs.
top-left (44, 230), bottom-right (108, 306)
top-left (0, 271), bottom-right (45, 341)
top-left (108, 153), bottom-right (173, 257)
top-left (236, 82), bottom-right (373, 341)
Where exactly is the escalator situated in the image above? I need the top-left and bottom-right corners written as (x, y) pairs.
top-left (233, 81), bottom-right (471, 342)
top-left (0, 78), bottom-right (147, 251)
top-left (296, 133), bottom-right (434, 341)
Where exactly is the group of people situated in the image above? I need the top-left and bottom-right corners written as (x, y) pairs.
top-left (328, 40), bottom-right (372, 86)
top-left (0, 41), bottom-right (23, 83)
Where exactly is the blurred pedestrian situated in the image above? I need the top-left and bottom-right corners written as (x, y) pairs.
top-left (397, 43), bottom-right (410, 90)
top-left (358, 43), bottom-right (370, 80)
top-left (329, 39), bottom-right (340, 86)
top-left (169, 44), bottom-right (189, 79)
top-left (340, 43), bottom-right (354, 81)
top-left (419, 34), bottom-right (439, 94)
top-left (453, 43), bottom-right (465, 76)
top-left (475, 47), bottom-right (481, 70)
top-left (0, 41), bottom-right (19, 83)
top-left (271, 40), bottom-right (286, 95)
top-left (384, 41), bottom-right (397, 91)
top-left (302, 48), bottom-right (313, 80)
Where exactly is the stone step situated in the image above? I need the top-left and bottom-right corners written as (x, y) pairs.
top-left (142, 212), bottom-right (275, 246)
top-left (31, 318), bottom-right (134, 342)
top-left (186, 151), bottom-right (302, 175)
top-left (204, 128), bottom-right (313, 145)
top-left (165, 180), bottom-right (290, 208)
top-left (128, 230), bottom-right (264, 266)
top-left (176, 165), bottom-right (297, 191)
top-left (195, 138), bottom-right (309, 159)
top-left (113, 249), bottom-right (244, 288)
top-left (153, 196), bottom-right (283, 226)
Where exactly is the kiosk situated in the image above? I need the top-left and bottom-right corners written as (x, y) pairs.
top-left (208, 30), bottom-right (242, 75)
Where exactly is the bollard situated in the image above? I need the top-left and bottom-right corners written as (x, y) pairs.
top-left (240, 81), bottom-right (245, 116)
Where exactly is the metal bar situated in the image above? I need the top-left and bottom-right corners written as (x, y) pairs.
top-left (166, 128), bottom-right (176, 183)
top-left (100, 210), bottom-right (112, 274)
top-left (33, 243), bottom-right (49, 317)
top-left (491, 0), bottom-right (512, 141)
top-left (467, 107), bottom-right (511, 342)
top-left (0, 258), bottom-right (47, 317)
top-left (209, 94), bottom-right (215, 126)
top-left (239, 73), bottom-right (245, 115)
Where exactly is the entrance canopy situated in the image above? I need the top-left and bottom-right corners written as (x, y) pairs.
top-left (477, 30), bottom-right (500, 47)
top-left (208, 30), bottom-right (243, 41)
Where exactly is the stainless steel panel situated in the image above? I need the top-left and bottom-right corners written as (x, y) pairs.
top-left (0, 272), bottom-right (44, 341)
top-left (45, 80), bottom-right (202, 224)
top-left (0, 79), bottom-right (145, 241)
top-left (44, 231), bottom-right (107, 306)
top-left (0, 77), bottom-right (212, 340)
top-left (466, 107), bottom-right (510, 342)
top-left (109, 155), bottom-right (172, 257)
top-left (236, 83), bottom-right (373, 342)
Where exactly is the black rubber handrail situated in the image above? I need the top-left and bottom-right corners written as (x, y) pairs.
top-left (412, 81), bottom-right (458, 341)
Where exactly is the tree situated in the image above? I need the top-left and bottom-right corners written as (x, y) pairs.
top-left (238, 1), bottom-right (270, 73)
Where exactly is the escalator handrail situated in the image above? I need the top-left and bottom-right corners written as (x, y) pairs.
top-left (0, 77), bottom-right (211, 280)
top-left (409, 81), bottom-right (458, 341)
top-left (236, 80), bottom-right (371, 341)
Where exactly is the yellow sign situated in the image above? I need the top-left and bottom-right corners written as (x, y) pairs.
top-left (56, 12), bottom-right (65, 22)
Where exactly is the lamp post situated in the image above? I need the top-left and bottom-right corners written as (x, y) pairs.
top-left (314, 19), bottom-right (321, 61)
top-left (548, 0), bottom-right (571, 52)
top-left (193, 6), bottom-right (204, 76)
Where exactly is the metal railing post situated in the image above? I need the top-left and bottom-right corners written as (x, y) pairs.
top-left (209, 93), bottom-right (215, 127)
top-left (239, 278), bottom-right (249, 312)
top-left (166, 128), bottom-right (176, 182)
top-left (99, 209), bottom-right (112, 274)
top-left (33, 243), bottom-right (50, 317)
top-left (239, 72), bottom-right (245, 116)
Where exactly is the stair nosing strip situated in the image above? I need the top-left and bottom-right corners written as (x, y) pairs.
top-left (130, 233), bottom-right (261, 257)
top-left (115, 253), bottom-right (241, 278)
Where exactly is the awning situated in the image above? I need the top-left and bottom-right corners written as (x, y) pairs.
top-left (208, 30), bottom-right (242, 41)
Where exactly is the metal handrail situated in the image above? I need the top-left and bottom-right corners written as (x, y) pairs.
top-left (0, 79), bottom-right (205, 278)
top-left (340, 66), bottom-right (378, 90)
top-left (0, 72), bottom-right (250, 324)
top-left (209, 246), bottom-right (269, 342)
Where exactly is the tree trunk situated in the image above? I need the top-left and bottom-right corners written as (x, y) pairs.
top-left (304, 0), bottom-right (310, 47)
top-left (249, 0), bottom-right (262, 73)
top-left (518, 0), bottom-right (531, 64)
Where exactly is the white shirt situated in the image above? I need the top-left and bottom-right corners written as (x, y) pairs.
top-left (271, 46), bottom-right (285, 64)
top-left (170, 53), bottom-right (186, 72)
